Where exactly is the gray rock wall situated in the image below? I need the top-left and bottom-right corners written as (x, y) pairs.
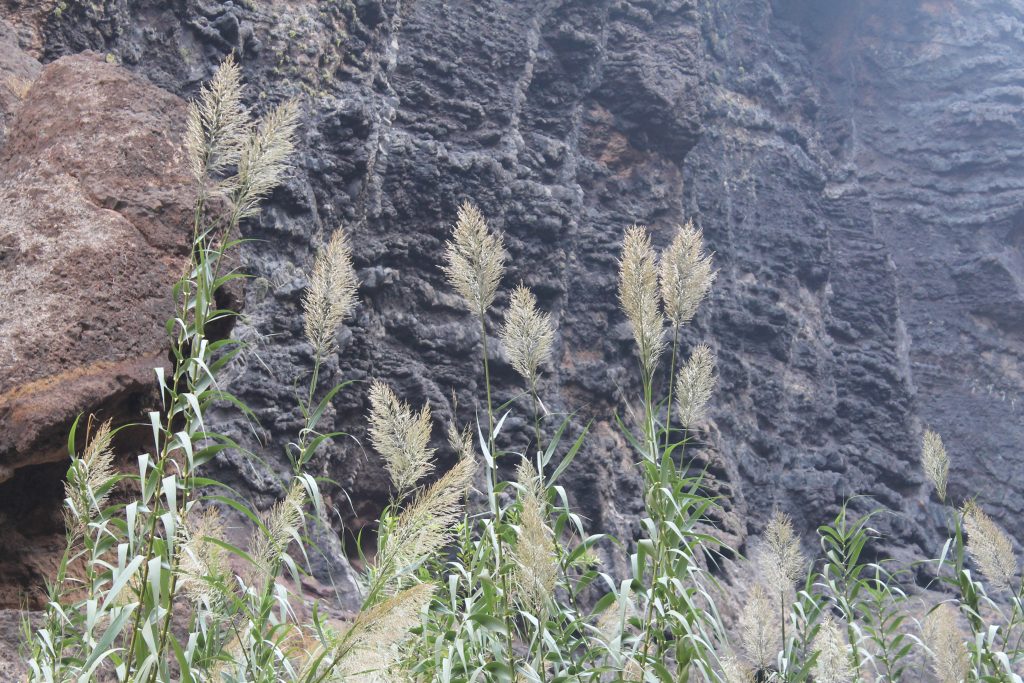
top-left (2, 0), bottom-right (1022, 601)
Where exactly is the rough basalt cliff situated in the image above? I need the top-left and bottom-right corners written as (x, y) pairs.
top-left (1, 0), bottom-right (1022, 631)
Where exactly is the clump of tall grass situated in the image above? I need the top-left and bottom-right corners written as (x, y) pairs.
top-left (24, 52), bottom-right (1024, 683)
top-left (23, 55), bottom-right (397, 683)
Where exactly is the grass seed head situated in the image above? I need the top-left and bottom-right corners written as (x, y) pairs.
top-left (377, 458), bottom-right (477, 588)
top-left (511, 460), bottom-right (558, 614)
top-left (962, 499), bottom-right (1018, 590)
top-left (336, 583), bottom-right (434, 680)
top-left (303, 228), bottom-right (359, 358)
top-left (64, 419), bottom-right (116, 534)
top-left (739, 584), bottom-right (776, 670)
top-left (921, 429), bottom-right (949, 502)
top-left (368, 380), bottom-right (436, 496)
top-left (675, 343), bottom-right (716, 429)
top-left (596, 588), bottom-right (638, 646)
top-left (185, 54), bottom-right (248, 184)
top-left (618, 225), bottom-right (665, 377)
top-left (720, 656), bottom-right (753, 683)
top-left (231, 98), bottom-right (300, 220)
top-left (760, 510), bottom-right (806, 590)
top-left (922, 603), bottom-right (970, 683)
top-left (442, 201), bottom-right (505, 317)
top-left (501, 283), bottom-right (554, 389)
top-left (447, 422), bottom-right (475, 463)
top-left (812, 615), bottom-right (853, 683)
top-left (250, 478), bottom-right (307, 579)
top-left (660, 220), bottom-right (716, 326)
top-left (176, 506), bottom-right (230, 609)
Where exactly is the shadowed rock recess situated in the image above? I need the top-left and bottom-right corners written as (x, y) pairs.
top-left (1, 0), bottom-right (1022, 612)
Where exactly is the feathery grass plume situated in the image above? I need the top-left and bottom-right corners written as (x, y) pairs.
top-left (500, 283), bottom-right (555, 388)
top-left (596, 589), bottom-right (637, 645)
top-left (720, 656), bottom-right (753, 683)
top-left (447, 422), bottom-right (475, 463)
top-left (64, 419), bottom-right (116, 533)
top-left (184, 53), bottom-right (248, 184)
top-left (176, 506), bottom-right (230, 608)
top-left (812, 615), bottom-right (854, 683)
top-left (231, 98), bottom-right (300, 220)
top-left (250, 478), bottom-right (307, 578)
top-left (921, 429), bottom-right (949, 502)
top-left (368, 381), bottom-right (435, 495)
top-left (660, 220), bottom-right (716, 326)
top-left (334, 583), bottom-right (434, 680)
top-left (442, 201), bottom-right (505, 316)
top-left (922, 603), bottom-right (969, 683)
top-left (618, 225), bottom-right (666, 377)
top-left (962, 499), bottom-right (1018, 590)
top-left (739, 584), bottom-right (777, 670)
top-left (759, 511), bottom-right (807, 589)
top-left (377, 458), bottom-right (477, 584)
top-left (303, 228), bottom-right (359, 357)
top-left (621, 659), bottom-right (644, 682)
top-left (511, 460), bottom-right (558, 614)
top-left (675, 343), bottom-right (716, 429)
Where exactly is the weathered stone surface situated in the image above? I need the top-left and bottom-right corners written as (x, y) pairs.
top-left (0, 50), bottom-right (194, 622)
top-left (0, 20), bottom-right (39, 148)
top-left (0, 608), bottom-right (32, 679)
top-left (0, 51), bottom-right (192, 480)
top-left (0, 0), bottom-right (1021, 629)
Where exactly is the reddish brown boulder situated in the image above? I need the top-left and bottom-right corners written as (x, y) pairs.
top-left (0, 50), bottom-right (192, 625)
top-left (0, 53), bottom-right (191, 491)
top-left (0, 21), bottom-right (40, 148)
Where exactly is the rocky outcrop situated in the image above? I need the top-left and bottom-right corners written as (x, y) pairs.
top-left (0, 46), bottom-right (193, 606)
top-left (0, 0), bottom-right (1022, 624)
top-left (0, 20), bottom-right (38, 147)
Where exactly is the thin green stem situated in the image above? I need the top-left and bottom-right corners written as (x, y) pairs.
top-left (478, 311), bottom-right (517, 667)
top-left (637, 364), bottom-right (662, 671)
top-left (480, 315), bottom-right (496, 459)
top-left (663, 326), bottom-right (679, 453)
top-left (529, 381), bottom-right (543, 463)
top-left (780, 590), bottom-right (788, 681)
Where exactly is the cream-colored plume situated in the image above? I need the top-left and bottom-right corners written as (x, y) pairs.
top-left (368, 380), bottom-right (435, 496)
top-left (760, 511), bottom-right (806, 589)
top-left (442, 201), bottom-right (505, 316)
top-left (962, 499), bottom-right (1018, 590)
top-left (812, 615), bottom-right (853, 683)
top-left (447, 422), bottom-right (475, 463)
top-left (64, 419), bottom-right (116, 534)
top-left (720, 656), bottom-right (753, 683)
top-left (922, 603), bottom-right (969, 683)
top-left (595, 588), bottom-right (637, 646)
top-left (501, 283), bottom-right (554, 389)
top-left (176, 506), bottom-right (230, 608)
top-left (303, 228), bottom-right (359, 358)
top-left (185, 54), bottom-right (248, 184)
top-left (511, 460), bottom-right (558, 614)
top-left (660, 220), bottom-right (716, 326)
top-left (250, 479), bottom-right (307, 579)
top-left (376, 457), bottom-right (477, 585)
top-left (618, 225), bottom-right (665, 377)
top-left (231, 98), bottom-right (300, 221)
top-left (675, 343), bottom-right (716, 429)
top-left (921, 429), bottom-right (949, 502)
top-left (739, 584), bottom-right (776, 670)
top-left (332, 582), bottom-right (434, 681)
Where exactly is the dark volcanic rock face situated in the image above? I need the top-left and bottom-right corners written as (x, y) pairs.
top-left (1, 0), bottom-right (1022, 616)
